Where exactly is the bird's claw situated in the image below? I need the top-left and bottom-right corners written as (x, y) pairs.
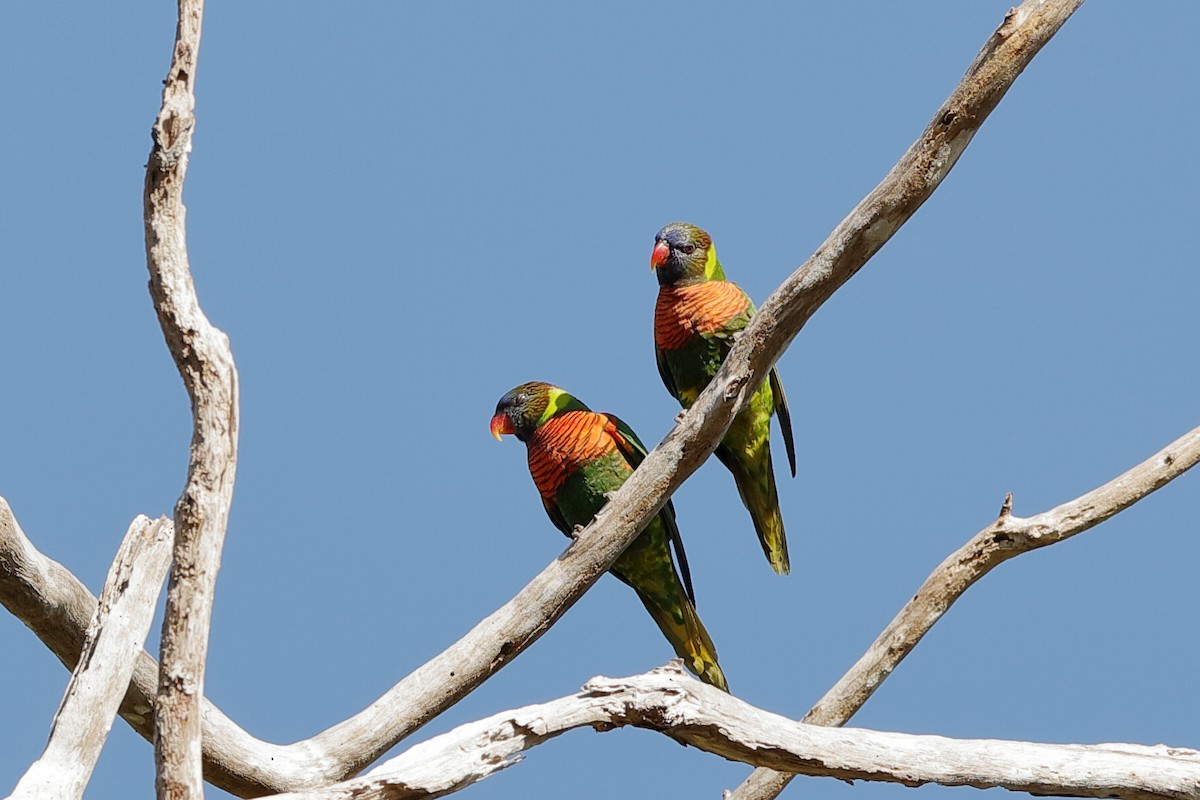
top-left (674, 410), bottom-right (687, 424)
top-left (570, 524), bottom-right (586, 538)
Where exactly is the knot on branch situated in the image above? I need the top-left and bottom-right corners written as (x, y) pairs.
top-left (723, 376), bottom-right (748, 402)
top-left (581, 675), bottom-right (625, 697)
top-left (998, 6), bottom-right (1027, 38)
top-left (150, 111), bottom-right (195, 170)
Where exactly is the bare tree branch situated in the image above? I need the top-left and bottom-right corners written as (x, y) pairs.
top-left (808, 424), bottom-right (1200, 726)
top-left (4, 417), bottom-right (1195, 800)
top-left (7, 423), bottom-right (1191, 799)
top-left (0, 0), bottom-right (1089, 796)
top-left (254, 662), bottom-right (1200, 800)
top-left (731, 422), bottom-right (1200, 799)
top-left (143, 0), bottom-right (239, 797)
top-left (6, 516), bottom-right (172, 800)
top-left (270, 0), bottom-right (1091, 781)
top-left (0, 500), bottom-right (310, 798)
top-left (0, 498), bottom-right (118, 679)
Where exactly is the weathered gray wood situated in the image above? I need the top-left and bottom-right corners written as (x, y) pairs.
top-left (734, 424), bottom-right (1200, 800)
top-left (260, 663), bottom-right (1200, 800)
top-left (7, 415), bottom-right (1197, 797)
top-left (0, 500), bottom-right (309, 798)
top-left (143, 1), bottom-right (240, 798)
top-left (6, 516), bottom-right (172, 800)
top-left (805, 423), bottom-right (1200, 729)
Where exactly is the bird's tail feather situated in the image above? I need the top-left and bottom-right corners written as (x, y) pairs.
top-left (638, 594), bottom-right (728, 692)
top-left (721, 446), bottom-right (790, 575)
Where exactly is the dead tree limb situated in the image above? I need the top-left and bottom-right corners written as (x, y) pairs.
top-left (6, 516), bottom-right (172, 800)
top-left (3, 419), bottom-right (1195, 798)
top-left (261, 663), bottom-right (1200, 800)
top-left (732, 422), bottom-right (1200, 799)
top-left (143, 0), bottom-right (239, 797)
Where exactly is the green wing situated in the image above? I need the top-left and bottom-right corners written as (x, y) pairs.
top-left (605, 413), bottom-right (651, 467)
top-left (655, 345), bottom-right (681, 402)
top-left (604, 413), bottom-right (695, 606)
top-left (541, 496), bottom-right (573, 538)
top-left (769, 367), bottom-right (797, 477)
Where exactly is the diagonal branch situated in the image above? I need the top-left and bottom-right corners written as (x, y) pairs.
top-left (6, 516), bottom-right (172, 800)
top-left (731, 422), bottom-right (1200, 799)
top-left (0, 0), bottom-right (1088, 796)
top-left (807, 423), bottom-right (1200, 726)
top-left (282, 0), bottom-right (1091, 779)
top-left (143, 0), bottom-right (238, 797)
top-left (260, 663), bottom-right (1200, 800)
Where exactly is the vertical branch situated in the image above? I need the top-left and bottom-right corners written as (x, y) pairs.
top-left (6, 516), bottom-right (173, 800)
top-left (144, 1), bottom-right (238, 798)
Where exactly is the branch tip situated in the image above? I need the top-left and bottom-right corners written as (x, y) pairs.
top-left (999, 492), bottom-right (1014, 518)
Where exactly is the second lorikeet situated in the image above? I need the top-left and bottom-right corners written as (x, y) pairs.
top-left (490, 380), bottom-right (728, 691)
top-left (650, 222), bottom-right (797, 575)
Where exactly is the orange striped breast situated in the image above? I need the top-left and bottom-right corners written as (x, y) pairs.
top-left (527, 411), bottom-right (622, 500)
top-left (654, 281), bottom-right (751, 350)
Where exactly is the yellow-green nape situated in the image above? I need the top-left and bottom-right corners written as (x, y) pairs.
top-left (703, 243), bottom-right (727, 281)
top-left (536, 385), bottom-right (587, 425)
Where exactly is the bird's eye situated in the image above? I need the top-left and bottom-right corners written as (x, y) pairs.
top-left (678, 244), bottom-right (696, 255)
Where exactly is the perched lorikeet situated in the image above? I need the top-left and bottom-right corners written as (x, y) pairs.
top-left (651, 222), bottom-right (797, 575)
top-left (490, 380), bottom-right (728, 691)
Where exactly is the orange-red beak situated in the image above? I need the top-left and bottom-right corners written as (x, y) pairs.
top-left (490, 413), bottom-right (514, 441)
top-left (650, 241), bottom-right (670, 270)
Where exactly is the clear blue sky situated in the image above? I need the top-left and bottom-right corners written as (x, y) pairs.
top-left (2, 3), bottom-right (1197, 799)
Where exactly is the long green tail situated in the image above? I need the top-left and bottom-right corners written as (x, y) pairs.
top-left (717, 443), bottom-right (790, 575)
top-left (636, 592), bottom-right (729, 691)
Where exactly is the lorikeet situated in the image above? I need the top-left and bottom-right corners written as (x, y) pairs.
top-left (651, 222), bottom-right (797, 575)
top-left (490, 380), bottom-right (728, 690)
